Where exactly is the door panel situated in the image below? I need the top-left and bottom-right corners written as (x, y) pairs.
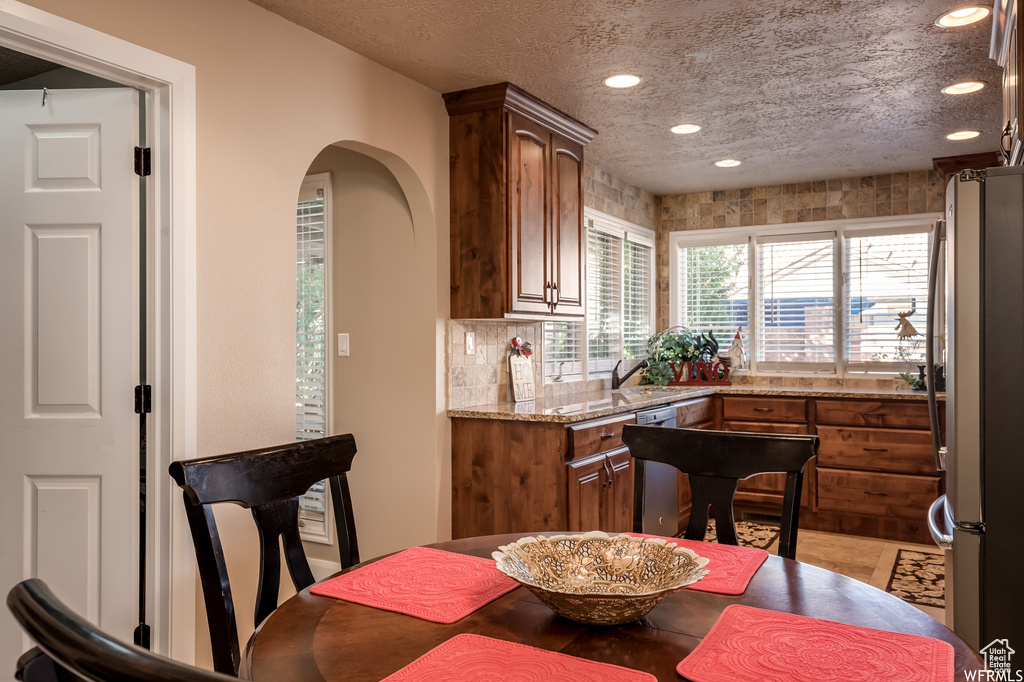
top-left (0, 88), bottom-right (139, 667)
top-left (567, 455), bottom-right (605, 531)
top-left (550, 138), bottom-right (584, 314)
top-left (507, 112), bottom-right (550, 313)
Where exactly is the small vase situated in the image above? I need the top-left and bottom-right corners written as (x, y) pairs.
top-left (915, 365), bottom-right (927, 391)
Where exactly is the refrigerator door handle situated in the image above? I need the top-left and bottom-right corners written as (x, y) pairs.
top-left (927, 495), bottom-right (953, 549)
top-left (926, 219), bottom-right (945, 472)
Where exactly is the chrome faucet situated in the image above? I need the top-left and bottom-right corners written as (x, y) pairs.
top-left (611, 359), bottom-right (650, 389)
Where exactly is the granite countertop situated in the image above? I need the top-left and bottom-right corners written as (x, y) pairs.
top-left (447, 385), bottom-right (941, 424)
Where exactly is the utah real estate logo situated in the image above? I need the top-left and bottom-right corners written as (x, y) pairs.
top-left (967, 639), bottom-right (1021, 681)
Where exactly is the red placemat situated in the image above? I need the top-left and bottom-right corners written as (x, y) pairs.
top-left (383, 633), bottom-right (657, 681)
top-left (626, 533), bottom-right (768, 595)
top-left (310, 546), bottom-right (519, 624)
top-left (677, 605), bottom-right (955, 682)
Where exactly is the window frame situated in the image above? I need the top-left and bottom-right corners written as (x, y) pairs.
top-left (543, 208), bottom-right (656, 383)
top-left (669, 213), bottom-right (941, 377)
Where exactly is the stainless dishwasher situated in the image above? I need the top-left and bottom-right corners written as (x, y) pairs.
top-left (634, 404), bottom-right (679, 537)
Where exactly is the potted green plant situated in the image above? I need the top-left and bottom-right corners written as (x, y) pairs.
top-left (640, 327), bottom-right (727, 386)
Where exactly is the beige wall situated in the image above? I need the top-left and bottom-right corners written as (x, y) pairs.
top-left (303, 146), bottom-right (444, 563)
top-left (19, 0), bottom-right (450, 666)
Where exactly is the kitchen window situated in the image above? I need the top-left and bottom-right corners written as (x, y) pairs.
top-left (669, 214), bottom-right (938, 375)
top-left (543, 210), bottom-right (655, 381)
top-left (295, 172), bottom-right (333, 544)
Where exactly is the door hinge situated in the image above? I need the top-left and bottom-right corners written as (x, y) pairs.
top-left (958, 169), bottom-right (985, 183)
top-left (134, 385), bottom-right (152, 414)
top-left (134, 147), bottom-right (152, 177)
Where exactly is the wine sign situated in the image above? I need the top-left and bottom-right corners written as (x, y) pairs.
top-left (667, 361), bottom-right (732, 386)
top-left (509, 354), bottom-right (536, 402)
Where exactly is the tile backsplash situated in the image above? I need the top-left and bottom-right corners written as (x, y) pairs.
top-left (447, 320), bottom-right (612, 409)
top-left (446, 318), bottom-right (905, 409)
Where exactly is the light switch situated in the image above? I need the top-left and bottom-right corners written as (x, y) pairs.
top-left (466, 331), bottom-right (476, 355)
top-left (337, 333), bottom-right (350, 357)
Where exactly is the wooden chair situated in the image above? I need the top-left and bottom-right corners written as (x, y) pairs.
top-left (622, 425), bottom-right (819, 560)
top-left (7, 579), bottom-right (236, 682)
top-left (168, 434), bottom-right (359, 676)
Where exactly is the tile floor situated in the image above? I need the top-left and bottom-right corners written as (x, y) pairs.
top-left (762, 528), bottom-right (946, 624)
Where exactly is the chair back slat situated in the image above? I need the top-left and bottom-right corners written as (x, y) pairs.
top-left (8, 579), bottom-right (237, 682)
top-left (168, 433), bottom-right (359, 676)
top-left (623, 425), bottom-right (818, 560)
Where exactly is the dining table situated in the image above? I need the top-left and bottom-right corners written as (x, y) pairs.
top-left (241, 532), bottom-right (984, 681)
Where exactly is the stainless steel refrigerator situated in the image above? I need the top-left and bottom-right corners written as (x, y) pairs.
top-left (927, 166), bottom-right (1024, 654)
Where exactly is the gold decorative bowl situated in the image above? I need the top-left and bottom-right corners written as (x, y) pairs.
top-left (492, 531), bottom-right (710, 626)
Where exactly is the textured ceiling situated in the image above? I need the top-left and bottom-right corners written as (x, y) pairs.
top-left (255, 0), bottom-right (1002, 194)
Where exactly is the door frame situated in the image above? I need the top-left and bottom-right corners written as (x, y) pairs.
top-left (0, 1), bottom-right (197, 663)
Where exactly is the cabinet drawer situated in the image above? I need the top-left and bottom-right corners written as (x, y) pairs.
top-left (722, 421), bottom-right (808, 435)
top-left (817, 426), bottom-right (937, 474)
top-left (816, 467), bottom-right (939, 519)
top-left (815, 399), bottom-right (930, 429)
top-left (569, 413), bottom-right (635, 462)
top-left (675, 397), bottom-right (713, 426)
top-left (722, 396), bottom-right (807, 423)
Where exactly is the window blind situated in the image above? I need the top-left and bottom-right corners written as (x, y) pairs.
top-left (542, 211), bottom-right (655, 382)
top-left (623, 240), bottom-right (653, 360)
top-left (543, 320), bottom-right (584, 381)
top-left (296, 193), bottom-right (327, 440)
top-left (757, 232), bottom-right (836, 372)
top-left (676, 241), bottom-right (750, 352)
top-left (296, 175), bottom-right (332, 544)
top-left (587, 229), bottom-right (623, 372)
top-left (844, 228), bottom-right (930, 368)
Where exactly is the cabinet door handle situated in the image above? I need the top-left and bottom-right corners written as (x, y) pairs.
top-left (864, 491), bottom-right (889, 496)
top-left (603, 458), bottom-right (614, 486)
top-left (862, 447), bottom-right (889, 453)
top-left (753, 407), bottom-right (774, 412)
top-left (599, 432), bottom-right (615, 440)
top-left (551, 282), bottom-right (559, 307)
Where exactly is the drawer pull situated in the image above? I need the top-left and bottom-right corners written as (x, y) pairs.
top-left (753, 407), bottom-right (774, 413)
top-left (862, 447), bottom-right (889, 453)
top-left (864, 491), bottom-right (889, 496)
top-left (600, 432), bottom-right (615, 440)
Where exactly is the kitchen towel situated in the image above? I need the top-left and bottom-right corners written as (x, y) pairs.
top-left (626, 533), bottom-right (768, 595)
top-left (382, 633), bottom-right (657, 681)
top-left (310, 546), bottom-right (519, 623)
top-left (677, 604), bottom-right (955, 682)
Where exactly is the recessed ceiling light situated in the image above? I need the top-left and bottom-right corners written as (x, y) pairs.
top-left (935, 6), bottom-right (990, 27)
top-left (671, 124), bottom-right (702, 134)
top-left (715, 159), bottom-right (741, 167)
top-left (603, 74), bottom-right (641, 88)
top-left (946, 130), bottom-right (981, 140)
top-left (942, 81), bottom-right (985, 94)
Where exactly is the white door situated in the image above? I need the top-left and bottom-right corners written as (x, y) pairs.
top-left (0, 88), bottom-right (140, 667)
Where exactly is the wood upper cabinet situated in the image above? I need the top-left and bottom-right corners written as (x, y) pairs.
top-left (445, 82), bottom-right (595, 319)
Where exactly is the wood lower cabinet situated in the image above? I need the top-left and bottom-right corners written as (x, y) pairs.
top-left (451, 397), bottom-right (715, 539)
top-left (567, 448), bottom-right (633, 532)
top-left (714, 394), bottom-right (944, 544)
top-left (719, 397), bottom-right (813, 509)
top-left (450, 393), bottom-right (943, 544)
top-left (445, 82), bottom-right (596, 319)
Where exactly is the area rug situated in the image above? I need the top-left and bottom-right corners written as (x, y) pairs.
top-left (697, 520), bottom-right (781, 550)
top-left (886, 549), bottom-right (945, 608)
